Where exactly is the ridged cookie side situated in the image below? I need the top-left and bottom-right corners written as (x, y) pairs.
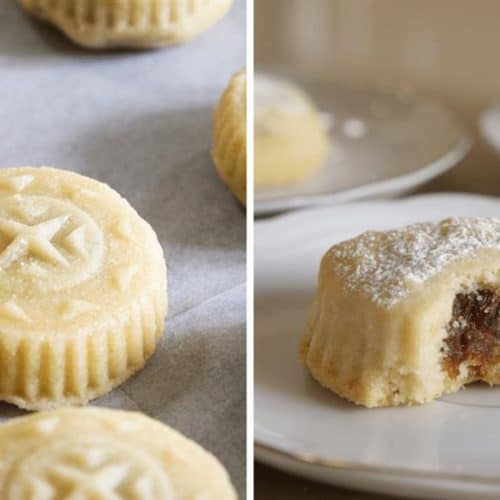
top-left (18, 0), bottom-right (233, 48)
top-left (0, 286), bottom-right (167, 410)
top-left (212, 70), bottom-right (247, 205)
top-left (300, 250), bottom-right (440, 408)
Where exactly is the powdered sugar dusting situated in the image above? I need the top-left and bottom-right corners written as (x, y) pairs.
top-left (327, 217), bottom-right (500, 307)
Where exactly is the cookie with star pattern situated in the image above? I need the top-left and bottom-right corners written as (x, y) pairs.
top-left (0, 408), bottom-right (236, 499)
top-left (0, 166), bottom-right (167, 410)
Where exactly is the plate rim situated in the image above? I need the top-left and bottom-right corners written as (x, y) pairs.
top-left (479, 102), bottom-right (500, 153)
top-left (255, 192), bottom-right (500, 238)
top-left (254, 441), bottom-right (500, 486)
top-left (255, 443), bottom-right (500, 499)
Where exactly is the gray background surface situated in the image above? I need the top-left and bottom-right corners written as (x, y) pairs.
top-left (0, 1), bottom-right (246, 496)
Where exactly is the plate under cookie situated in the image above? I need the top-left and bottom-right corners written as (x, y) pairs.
top-left (254, 73), bottom-right (471, 216)
top-left (255, 193), bottom-right (500, 499)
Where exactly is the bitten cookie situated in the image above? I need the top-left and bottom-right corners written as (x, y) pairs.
top-left (0, 408), bottom-right (237, 499)
top-left (0, 166), bottom-right (167, 410)
top-left (18, 0), bottom-right (233, 48)
top-left (255, 74), bottom-right (329, 188)
top-left (212, 69), bottom-right (246, 204)
top-left (301, 217), bottom-right (500, 407)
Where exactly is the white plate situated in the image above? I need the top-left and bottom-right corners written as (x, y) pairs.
top-left (255, 194), bottom-right (500, 499)
top-left (254, 79), bottom-right (471, 216)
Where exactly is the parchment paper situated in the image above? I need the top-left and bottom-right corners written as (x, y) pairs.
top-left (0, 1), bottom-right (246, 496)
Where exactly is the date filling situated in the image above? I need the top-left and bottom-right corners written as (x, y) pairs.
top-left (443, 289), bottom-right (500, 378)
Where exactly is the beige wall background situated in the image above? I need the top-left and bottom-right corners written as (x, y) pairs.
top-left (255, 0), bottom-right (500, 196)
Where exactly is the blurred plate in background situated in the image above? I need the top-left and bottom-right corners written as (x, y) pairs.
top-left (479, 103), bottom-right (500, 153)
top-left (255, 76), bottom-right (471, 216)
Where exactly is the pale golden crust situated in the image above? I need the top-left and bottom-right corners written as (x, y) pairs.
top-left (254, 75), bottom-right (329, 188)
top-left (212, 69), bottom-right (246, 205)
top-left (0, 408), bottom-right (237, 499)
top-left (301, 218), bottom-right (500, 407)
top-left (0, 167), bottom-right (167, 410)
top-left (18, 0), bottom-right (233, 48)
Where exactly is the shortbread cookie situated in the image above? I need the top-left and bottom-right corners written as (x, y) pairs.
top-left (0, 166), bottom-right (167, 410)
top-left (212, 69), bottom-right (246, 204)
top-left (255, 74), bottom-right (329, 188)
top-left (18, 0), bottom-right (233, 48)
top-left (0, 408), bottom-right (237, 499)
top-left (301, 217), bottom-right (500, 407)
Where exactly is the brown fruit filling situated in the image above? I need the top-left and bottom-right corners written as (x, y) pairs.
top-left (442, 289), bottom-right (500, 378)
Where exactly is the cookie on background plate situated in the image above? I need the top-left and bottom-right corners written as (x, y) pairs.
top-left (255, 74), bottom-right (329, 188)
top-left (0, 166), bottom-right (167, 410)
top-left (18, 0), bottom-right (234, 49)
top-left (0, 407), bottom-right (237, 499)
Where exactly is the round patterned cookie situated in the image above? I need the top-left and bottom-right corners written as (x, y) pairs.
top-left (0, 408), bottom-right (237, 499)
top-left (255, 74), bottom-right (329, 188)
top-left (212, 69), bottom-right (246, 205)
top-left (17, 0), bottom-right (234, 49)
top-left (0, 166), bottom-right (167, 410)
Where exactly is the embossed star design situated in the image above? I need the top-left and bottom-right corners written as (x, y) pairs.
top-left (0, 215), bottom-right (69, 269)
top-left (38, 462), bottom-right (132, 500)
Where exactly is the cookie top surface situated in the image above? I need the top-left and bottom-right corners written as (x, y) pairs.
top-left (0, 408), bottom-right (236, 499)
top-left (325, 217), bottom-right (500, 308)
top-left (0, 167), bottom-right (165, 334)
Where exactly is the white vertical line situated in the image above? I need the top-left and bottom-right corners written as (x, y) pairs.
top-left (246, 0), bottom-right (255, 497)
